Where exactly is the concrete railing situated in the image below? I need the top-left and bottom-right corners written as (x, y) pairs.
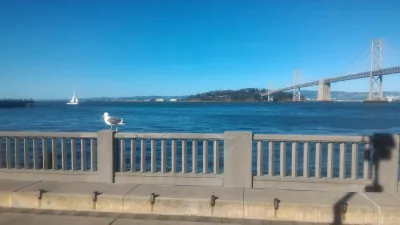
top-left (114, 132), bottom-right (224, 186)
top-left (0, 130), bottom-right (398, 194)
top-left (252, 134), bottom-right (377, 191)
top-left (0, 131), bottom-right (98, 182)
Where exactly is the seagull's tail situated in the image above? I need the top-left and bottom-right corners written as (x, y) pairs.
top-left (118, 119), bottom-right (125, 125)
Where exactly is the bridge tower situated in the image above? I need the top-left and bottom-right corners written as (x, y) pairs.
top-left (293, 69), bottom-right (301, 101)
top-left (368, 40), bottom-right (384, 100)
top-left (267, 83), bottom-right (274, 101)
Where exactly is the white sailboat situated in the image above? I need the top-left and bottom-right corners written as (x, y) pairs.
top-left (67, 90), bottom-right (79, 105)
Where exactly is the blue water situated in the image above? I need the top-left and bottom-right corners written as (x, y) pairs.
top-left (1, 101), bottom-right (400, 135)
top-left (0, 102), bottom-right (399, 178)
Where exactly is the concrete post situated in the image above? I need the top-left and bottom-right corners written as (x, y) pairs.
top-left (223, 131), bottom-right (253, 188)
top-left (366, 134), bottom-right (399, 194)
top-left (97, 130), bottom-right (116, 183)
top-left (378, 135), bottom-right (399, 194)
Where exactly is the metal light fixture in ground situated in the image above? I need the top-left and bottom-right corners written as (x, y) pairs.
top-left (150, 193), bottom-right (157, 205)
top-left (37, 189), bottom-right (45, 200)
top-left (210, 195), bottom-right (217, 207)
top-left (273, 198), bottom-right (280, 210)
top-left (92, 191), bottom-right (99, 202)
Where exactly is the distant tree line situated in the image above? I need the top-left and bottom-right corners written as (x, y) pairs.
top-left (185, 88), bottom-right (303, 102)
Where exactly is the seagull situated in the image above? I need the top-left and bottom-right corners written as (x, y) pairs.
top-left (103, 112), bottom-right (125, 131)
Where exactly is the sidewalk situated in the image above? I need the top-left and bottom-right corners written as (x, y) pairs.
top-left (0, 179), bottom-right (399, 224)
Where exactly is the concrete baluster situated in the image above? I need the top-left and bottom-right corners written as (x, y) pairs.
top-left (71, 139), bottom-right (77, 171)
top-left (33, 138), bottom-right (39, 169)
top-left (5, 138), bottom-right (11, 169)
top-left (24, 138), bottom-right (29, 169)
top-left (151, 139), bottom-right (156, 172)
top-left (42, 138), bottom-right (47, 170)
top-left (268, 141), bottom-right (274, 176)
top-left (182, 140), bottom-right (188, 173)
top-left (315, 142), bottom-right (322, 178)
top-left (192, 140), bottom-right (198, 174)
top-left (203, 140), bottom-right (208, 174)
top-left (161, 140), bottom-right (166, 173)
top-left (351, 143), bottom-right (358, 179)
top-left (171, 139), bottom-right (177, 173)
top-left (90, 139), bottom-right (97, 171)
top-left (140, 139), bottom-right (146, 172)
top-left (15, 138), bottom-right (20, 169)
top-left (81, 139), bottom-right (86, 171)
top-left (303, 142), bottom-right (309, 178)
top-left (291, 142), bottom-right (298, 178)
top-left (280, 142), bottom-right (286, 177)
top-left (61, 138), bottom-right (66, 170)
top-left (51, 138), bottom-right (57, 170)
top-left (363, 143), bottom-right (370, 180)
top-left (339, 143), bottom-right (346, 179)
top-left (213, 140), bottom-right (219, 174)
top-left (120, 139), bottom-right (126, 172)
top-left (327, 143), bottom-right (334, 178)
top-left (257, 141), bottom-right (263, 176)
top-left (130, 139), bottom-right (136, 172)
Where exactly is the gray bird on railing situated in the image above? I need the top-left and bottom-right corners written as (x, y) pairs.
top-left (103, 112), bottom-right (125, 132)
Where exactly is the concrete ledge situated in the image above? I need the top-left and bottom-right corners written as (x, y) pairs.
top-left (115, 172), bottom-right (223, 187)
top-left (4, 180), bottom-right (400, 224)
top-left (362, 192), bottom-right (400, 225)
top-left (244, 189), bottom-right (378, 224)
top-left (0, 169), bottom-right (100, 183)
top-left (0, 180), bottom-right (41, 207)
top-left (253, 176), bottom-right (371, 192)
top-left (12, 181), bottom-right (136, 212)
top-left (123, 185), bottom-right (243, 218)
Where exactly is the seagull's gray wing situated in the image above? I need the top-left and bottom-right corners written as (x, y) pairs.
top-left (107, 117), bottom-right (122, 125)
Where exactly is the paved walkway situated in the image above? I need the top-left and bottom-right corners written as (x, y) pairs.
top-left (0, 207), bottom-right (329, 225)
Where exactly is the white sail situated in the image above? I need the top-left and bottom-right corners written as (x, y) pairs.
top-left (67, 90), bottom-right (79, 105)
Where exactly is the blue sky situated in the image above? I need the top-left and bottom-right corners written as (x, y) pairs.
top-left (1, 0), bottom-right (400, 99)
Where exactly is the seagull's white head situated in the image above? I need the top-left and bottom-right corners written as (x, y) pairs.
top-left (103, 112), bottom-right (109, 118)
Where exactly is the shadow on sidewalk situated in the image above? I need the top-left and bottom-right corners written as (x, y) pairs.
top-left (331, 133), bottom-right (395, 225)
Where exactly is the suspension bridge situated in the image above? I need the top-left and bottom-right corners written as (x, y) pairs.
top-left (267, 40), bottom-right (400, 102)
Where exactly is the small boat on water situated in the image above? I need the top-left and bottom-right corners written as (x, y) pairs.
top-left (67, 90), bottom-right (79, 105)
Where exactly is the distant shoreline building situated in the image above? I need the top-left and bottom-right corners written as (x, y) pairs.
top-left (155, 98), bottom-right (164, 102)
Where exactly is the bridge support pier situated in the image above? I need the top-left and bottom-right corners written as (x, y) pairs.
top-left (317, 80), bottom-right (332, 101)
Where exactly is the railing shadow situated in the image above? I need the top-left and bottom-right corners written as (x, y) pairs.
top-left (331, 133), bottom-right (395, 225)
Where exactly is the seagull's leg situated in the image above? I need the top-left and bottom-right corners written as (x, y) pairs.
top-left (109, 125), bottom-right (112, 130)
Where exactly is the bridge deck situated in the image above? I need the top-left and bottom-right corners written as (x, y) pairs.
top-left (271, 66), bottom-right (400, 94)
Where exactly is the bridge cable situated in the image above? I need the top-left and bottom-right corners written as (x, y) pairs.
top-left (342, 46), bottom-right (370, 74)
top-left (384, 41), bottom-right (400, 66)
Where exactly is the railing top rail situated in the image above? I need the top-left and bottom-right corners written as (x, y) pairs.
top-left (0, 131), bottom-right (97, 138)
top-left (115, 132), bottom-right (224, 140)
top-left (253, 134), bottom-right (371, 143)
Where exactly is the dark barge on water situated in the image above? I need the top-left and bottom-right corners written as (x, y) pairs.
top-left (0, 99), bottom-right (36, 108)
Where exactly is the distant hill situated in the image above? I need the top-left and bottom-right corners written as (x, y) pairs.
top-left (43, 90), bottom-right (400, 102)
top-left (84, 96), bottom-right (187, 101)
top-left (184, 88), bottom-right (300, 102)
